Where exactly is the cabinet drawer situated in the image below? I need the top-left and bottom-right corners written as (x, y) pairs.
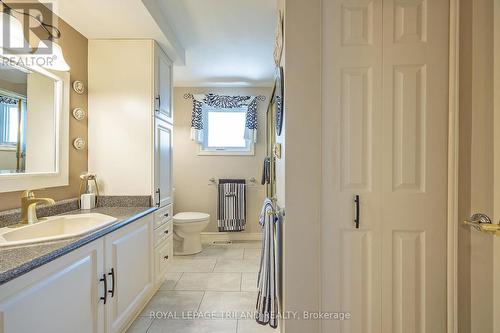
top-left (154, 204), bottom-right (172, 229)
top-left (154, 220), bottom-right (172, 246)
top-left (154, 237), bottom-right (172, 286)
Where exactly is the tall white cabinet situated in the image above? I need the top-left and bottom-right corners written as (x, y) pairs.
top-left (88, 39), bottom-right (174, 303)
top-left (88, 39), bottom-right (174, 206)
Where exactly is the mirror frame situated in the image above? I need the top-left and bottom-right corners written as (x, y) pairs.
top-left (0, 59), bottom-right (69, 193)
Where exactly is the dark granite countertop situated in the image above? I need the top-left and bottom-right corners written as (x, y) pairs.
top-left (0, 206), bottom-right (157, 286)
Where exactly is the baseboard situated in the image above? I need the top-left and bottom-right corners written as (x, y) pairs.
top-left (201, 232), bottom-right (262, 243)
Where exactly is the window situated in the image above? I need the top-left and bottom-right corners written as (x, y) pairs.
top-left (199, 106), bottom-right (253, 155)
top-left (0, 104), bottom-right (19, 146)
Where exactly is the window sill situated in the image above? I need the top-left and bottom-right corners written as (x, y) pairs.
top-left (197, 146), bottom-right (255, 156)
top-left (0, 145), bottom-right (17, 152)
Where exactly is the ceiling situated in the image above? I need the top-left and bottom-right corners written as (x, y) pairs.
top-left (155, 0), bottom-right (276, 87)
top-left (0, 63), bottom-right (27, 84)
top-left (45, 0), bottom-right (276, 87)
top-left (41, 0), bottom-right (185, 64)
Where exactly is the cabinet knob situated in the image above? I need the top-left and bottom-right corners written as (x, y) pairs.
top-left (164, 213), bottom-right (169, 218)
top-left (164, 255), bottom-right (169, 260)
top-left (164, 230), bottom-right (169, 234)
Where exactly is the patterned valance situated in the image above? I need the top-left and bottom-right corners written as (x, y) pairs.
top-left (190, 93), bottom-right (259, 144)
top-left (0, 95), bottom-right (19, 106)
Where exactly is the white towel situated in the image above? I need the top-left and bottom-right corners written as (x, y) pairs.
top-left (256, 198), bottom-right (280, 328)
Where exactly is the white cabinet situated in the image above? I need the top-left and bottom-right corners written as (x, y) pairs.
top-left (153, 204), bottom-right (173, 287)
top-left (104, 214), bottom-right (154, 333)
top-left (155, 47), bottom-right (173, 123)
top-left (88, 39), bottom-right (174, 204)
top-left (154, 118), bottom-right (173, 207)
top-left (0, 240), bottom-right (105, 333)
top-left (0, 214), bottom-right (157, 333)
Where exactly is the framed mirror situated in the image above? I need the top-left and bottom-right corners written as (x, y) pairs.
top-left (0, 58), bottom-right (69, 193)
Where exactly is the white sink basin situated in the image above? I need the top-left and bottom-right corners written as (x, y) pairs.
top-left (0, 213), bottom-right (117, 248)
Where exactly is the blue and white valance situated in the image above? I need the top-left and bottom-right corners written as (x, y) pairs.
top-left (190, 93), bottom-right (258, 143)
top-left (0, 95), bottom-right (19, 106)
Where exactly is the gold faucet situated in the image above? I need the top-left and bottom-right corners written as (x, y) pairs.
top-left (20, 190), bottom-right (55, 224)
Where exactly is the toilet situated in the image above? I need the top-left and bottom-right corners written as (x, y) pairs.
top-left (173, 212), bottom-right (210, 255)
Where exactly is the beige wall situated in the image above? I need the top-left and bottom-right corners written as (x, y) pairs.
top-left (458, 0), bottom-right (494, 332)
top-left (281, 0), bottom-right (321, 332)
top-left (0, 9), bottom-right (88, 211)
top-left (172, 87), bottom-right (271, 234)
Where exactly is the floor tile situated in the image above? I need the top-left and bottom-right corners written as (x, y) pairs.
top-left (214, 259), bottom-right (260, 273)
top-left (159, 272), bottom-right (183, 290)
top-left (198, 291), bottom-right (258, 318)
top-left (237, 319), bottom-right (278, 333)
top-left (147, 318), bottom-right (237, 333)
top-left (126, 317), bottom-right (153, 333)
top-left (140, 291), bottom-right (204, 317)
top-left (175, 272), bottom-right (241, 291)
top-left (169, 258), bottom-right (216, 272)
top-left (191, 247), bottom-right (244, 259)
top-left (241, 273), bottom-right (258, 292)
top-left (243, 248), bottom-right (261, 259)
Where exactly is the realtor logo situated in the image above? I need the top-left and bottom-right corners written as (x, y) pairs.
top-left (0, 1), bottom-right (55, 55)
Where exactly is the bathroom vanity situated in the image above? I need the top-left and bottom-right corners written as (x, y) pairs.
top-left (0, 204), bottom-right (173, 333)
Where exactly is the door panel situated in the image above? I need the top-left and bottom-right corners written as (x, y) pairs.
top-left (155, 46), bottom-right (173, 123)
top-left (321, 0), bottom-right (449, 332)
top-left (105, 216), bottom-right (153, 333)
top-left (0, 241), bottom-right (104, 333)
top-left (321, 0), bottom-right (383, 332)
top-left (154, 118), bottom-right (173, 207)
top-left (381, 0), bottom-right (449, 331)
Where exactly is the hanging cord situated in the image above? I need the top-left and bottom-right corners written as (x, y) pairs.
top-left (0, 0), bottom-right (61, 40)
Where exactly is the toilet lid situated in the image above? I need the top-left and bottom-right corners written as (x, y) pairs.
top-left (173, 212), bottom-right (210, 223)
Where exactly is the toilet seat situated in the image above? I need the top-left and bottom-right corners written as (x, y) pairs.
top-left (173, 212), bottom-right (210, 223)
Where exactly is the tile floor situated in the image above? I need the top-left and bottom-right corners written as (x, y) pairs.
top-left (127, 241), bottom-right (278, 333)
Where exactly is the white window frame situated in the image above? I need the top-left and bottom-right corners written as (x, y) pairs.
top-left (197, 106), bottom-right (255, 156)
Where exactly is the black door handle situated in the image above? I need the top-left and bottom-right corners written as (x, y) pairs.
top-left (155, 95), bottom-right (161, 112)
top-left (354, 195), bottom-right (360, 229)
top-left (155, 188), bottom-right (161, 207)
top-left (99, 273), bottom-right (107, 304)
top-left (108, 268), bottom-right (115, 298)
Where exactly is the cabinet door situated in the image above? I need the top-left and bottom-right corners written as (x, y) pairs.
top-left (104, 215), bottom-right (153, 333)
top-left (154, 117), bottom-right (173, 207)
top-left (0, 240), bottom-right (105, 333)
top-left (155, 46), bottom-right (173, 123)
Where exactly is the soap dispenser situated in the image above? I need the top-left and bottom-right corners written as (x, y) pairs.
top-left (79, 173), bottom-right (100, 209)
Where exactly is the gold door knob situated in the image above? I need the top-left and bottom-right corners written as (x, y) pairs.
top-left (464, 213), bottom-right (500, 236)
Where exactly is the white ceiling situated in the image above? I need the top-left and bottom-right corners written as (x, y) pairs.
top-left (45, 0), bottom-right (276, 87)
top-left (155, 0), bottom-right (277, 87)
top-left (41, 0), bottom-right (185, 63)
top-left (0, 63), bottom-right (27, 84)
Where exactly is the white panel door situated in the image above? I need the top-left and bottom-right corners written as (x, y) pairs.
top-left (104, 215), bottom-right (154, 333)
top-left (322, 0), bottom-right (383, 332)
top-left (381, 1), bottom-right (449, 331)
top-left (154, 117), bottom-right (173, 207)
top-left (0, 240), bottom-right (105, 333)
top-left (321, 0), bottom-right (449, 332)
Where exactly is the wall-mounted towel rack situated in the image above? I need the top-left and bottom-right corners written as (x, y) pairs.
top-left (208, 177), bottom-right (259, 187)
